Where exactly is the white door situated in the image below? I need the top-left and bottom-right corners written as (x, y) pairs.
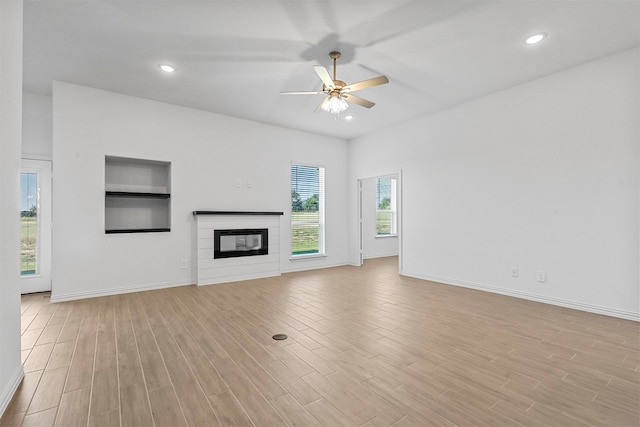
top-left (358, 179), bottom-right (364, 266)
top-left (20, 159), bottom-right (52, 293)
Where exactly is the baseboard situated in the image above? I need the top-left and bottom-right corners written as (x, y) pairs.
top-left (0, 365), bottom-right (24, 417)
top-left (282, 260), bottom-right (350, 274)
top-left (401, 271), bottom-right (640, 322)
top-left (363, 253), bottom-right (399, 260)
top-left (50, 279), bottom-right (195, 303)
top-left (197, 271), bottom-right (280, 286)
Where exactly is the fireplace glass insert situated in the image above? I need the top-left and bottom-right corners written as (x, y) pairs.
top-left (214, 228), bottom-right (268, 259)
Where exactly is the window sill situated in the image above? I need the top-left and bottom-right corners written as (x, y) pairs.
top-left (375, 234), bottom-right (398, 239)
top-left (289, 253), bottom-right (327, 261)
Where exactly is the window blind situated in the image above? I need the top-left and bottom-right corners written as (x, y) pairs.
top-left (291, 164), bottom-right (325, 256)
top-left (376, 177), bottom-right (397, 236)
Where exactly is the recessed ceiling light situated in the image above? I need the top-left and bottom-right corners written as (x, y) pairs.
top-left (158, 64), bottom-right (176, 73)
top-left (525, 33), bottom-right (546, 45)
top-left (344, 115), bottom-right (354, 121)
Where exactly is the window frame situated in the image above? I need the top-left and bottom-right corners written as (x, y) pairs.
top-left (20, 171), bottom-right (40, 275)
top-left (290, 163), bottom-right (325, 258)
top-left (375, 176), bottom-right (397, 237)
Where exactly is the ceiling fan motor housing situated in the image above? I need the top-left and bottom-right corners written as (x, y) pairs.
top-left (324, 80), bottom-right (346, 93)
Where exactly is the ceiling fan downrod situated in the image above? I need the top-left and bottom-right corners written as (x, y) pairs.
top-left (329, 51), bottom-right (341, 81)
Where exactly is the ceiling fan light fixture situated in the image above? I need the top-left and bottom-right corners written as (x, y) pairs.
top-left (321, 93), bottom-right (349, 115)
top-left (525, 33), bottom-right (546, 45)
top-left (158, 64), bottom-right (176, 73)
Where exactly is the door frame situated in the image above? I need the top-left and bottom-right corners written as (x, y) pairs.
top-left (355, 170), bottom-right (403, 272)
top-left (20, 159), bottom-right (52, 293)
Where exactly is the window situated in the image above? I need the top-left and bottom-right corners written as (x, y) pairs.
top-left (20, 172), bottom-right (39, 275)
top-left (291, 164), bottom-right (325, 256)
top-left (376, 176), bottom-right (397, 236)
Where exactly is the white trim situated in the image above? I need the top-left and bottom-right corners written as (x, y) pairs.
top-left (290, 160), bottom-right (324, 169)
top-left (375, 176), bottom-right (397, 236)
top-left (402, 271), bottom-right (640, 322)
top-left (397, 170), bottom-right (403, 274)
top-left (20, 159), bottom-right (52, 293)
top-left (289, 253), bottom-right (327, 261)
top-left (290, 163), bottom-right (326, 258)
top-left (356, 178), bottom-right (363, 267)
top-left (0, 365), bottom-right (24, 417)
top-left (197, 271), bottom-right (281, 286)
top-left (50, 279), bottom-right (193, 303)
top-left (355, 170), bottom-right (403, 271)
top-left (283, 260), bottom-right (349, 274)
top-left (363, 253), bottom-right (399, 260)
top-left (21, 154), bottom-right (52, 161)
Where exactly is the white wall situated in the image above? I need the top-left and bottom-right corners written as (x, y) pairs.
top-left (0, 0), bottom-right (25, 416)
top-left (22, 92), bottom-right (52, 160)
top-left (52, 82), bottom-right (349, 301)
top-left (349, 48), bottom-right (640, 320)
top-left (361, 177), bottom-right (398, 260)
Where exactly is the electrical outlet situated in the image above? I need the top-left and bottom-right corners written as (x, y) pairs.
top-left (235, 179), bottom-right (242, 188)
top-left (536, 270), bottom-right (547, 282)
top-left (180, 259), bottom-right (187, 269)
top-left (511, 268), bottom-right (519, 278)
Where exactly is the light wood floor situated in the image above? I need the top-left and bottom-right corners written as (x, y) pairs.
top-left (2, 256), bottom-right (639, 426)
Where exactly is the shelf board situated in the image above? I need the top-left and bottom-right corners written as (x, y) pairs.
top-left (105, 228), bottom-right (171, 234)
top-left (106, 191), bottom-right (170, 199)
top-left (193, 211), bottom-right (284, 216)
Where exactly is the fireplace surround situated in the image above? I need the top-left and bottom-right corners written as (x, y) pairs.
top-left (193, 211), bottom-right (283, 285)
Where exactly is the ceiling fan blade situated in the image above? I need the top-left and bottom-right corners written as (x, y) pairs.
top-left (280, 91), bottom-right (323, 95)
top-left (343, 93), bottom-right (375, 108)
top-left (342, 75), bottom-right (389, 92)
top-left (313, 65), bottom-right (335, 89)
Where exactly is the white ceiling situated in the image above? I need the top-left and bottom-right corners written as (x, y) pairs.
top-left (23, 0), bottom-right (640, 140)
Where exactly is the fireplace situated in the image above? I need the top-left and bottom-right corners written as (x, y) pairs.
top-left (194, 211), bottom-right (282, 285)
top-left (214, 228), bottom-right (268, 259)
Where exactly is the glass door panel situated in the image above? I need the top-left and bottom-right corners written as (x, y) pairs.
top-left (20, 172), bottom-right (39, 275)
top-left (20, 159), bottom-right (52, 294)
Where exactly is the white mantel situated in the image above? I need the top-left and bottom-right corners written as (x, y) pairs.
top-left (193, 211), bottom-right (283, 285)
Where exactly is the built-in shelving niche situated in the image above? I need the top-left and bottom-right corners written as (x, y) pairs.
top-left (105, 156), bottom-right (171, 234)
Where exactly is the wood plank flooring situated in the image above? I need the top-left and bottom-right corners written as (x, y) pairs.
top-left (2, 256), bottom-right (639, 426)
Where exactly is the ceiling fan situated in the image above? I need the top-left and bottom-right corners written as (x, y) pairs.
top-left (281, 51), bottom-right (389, 114)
